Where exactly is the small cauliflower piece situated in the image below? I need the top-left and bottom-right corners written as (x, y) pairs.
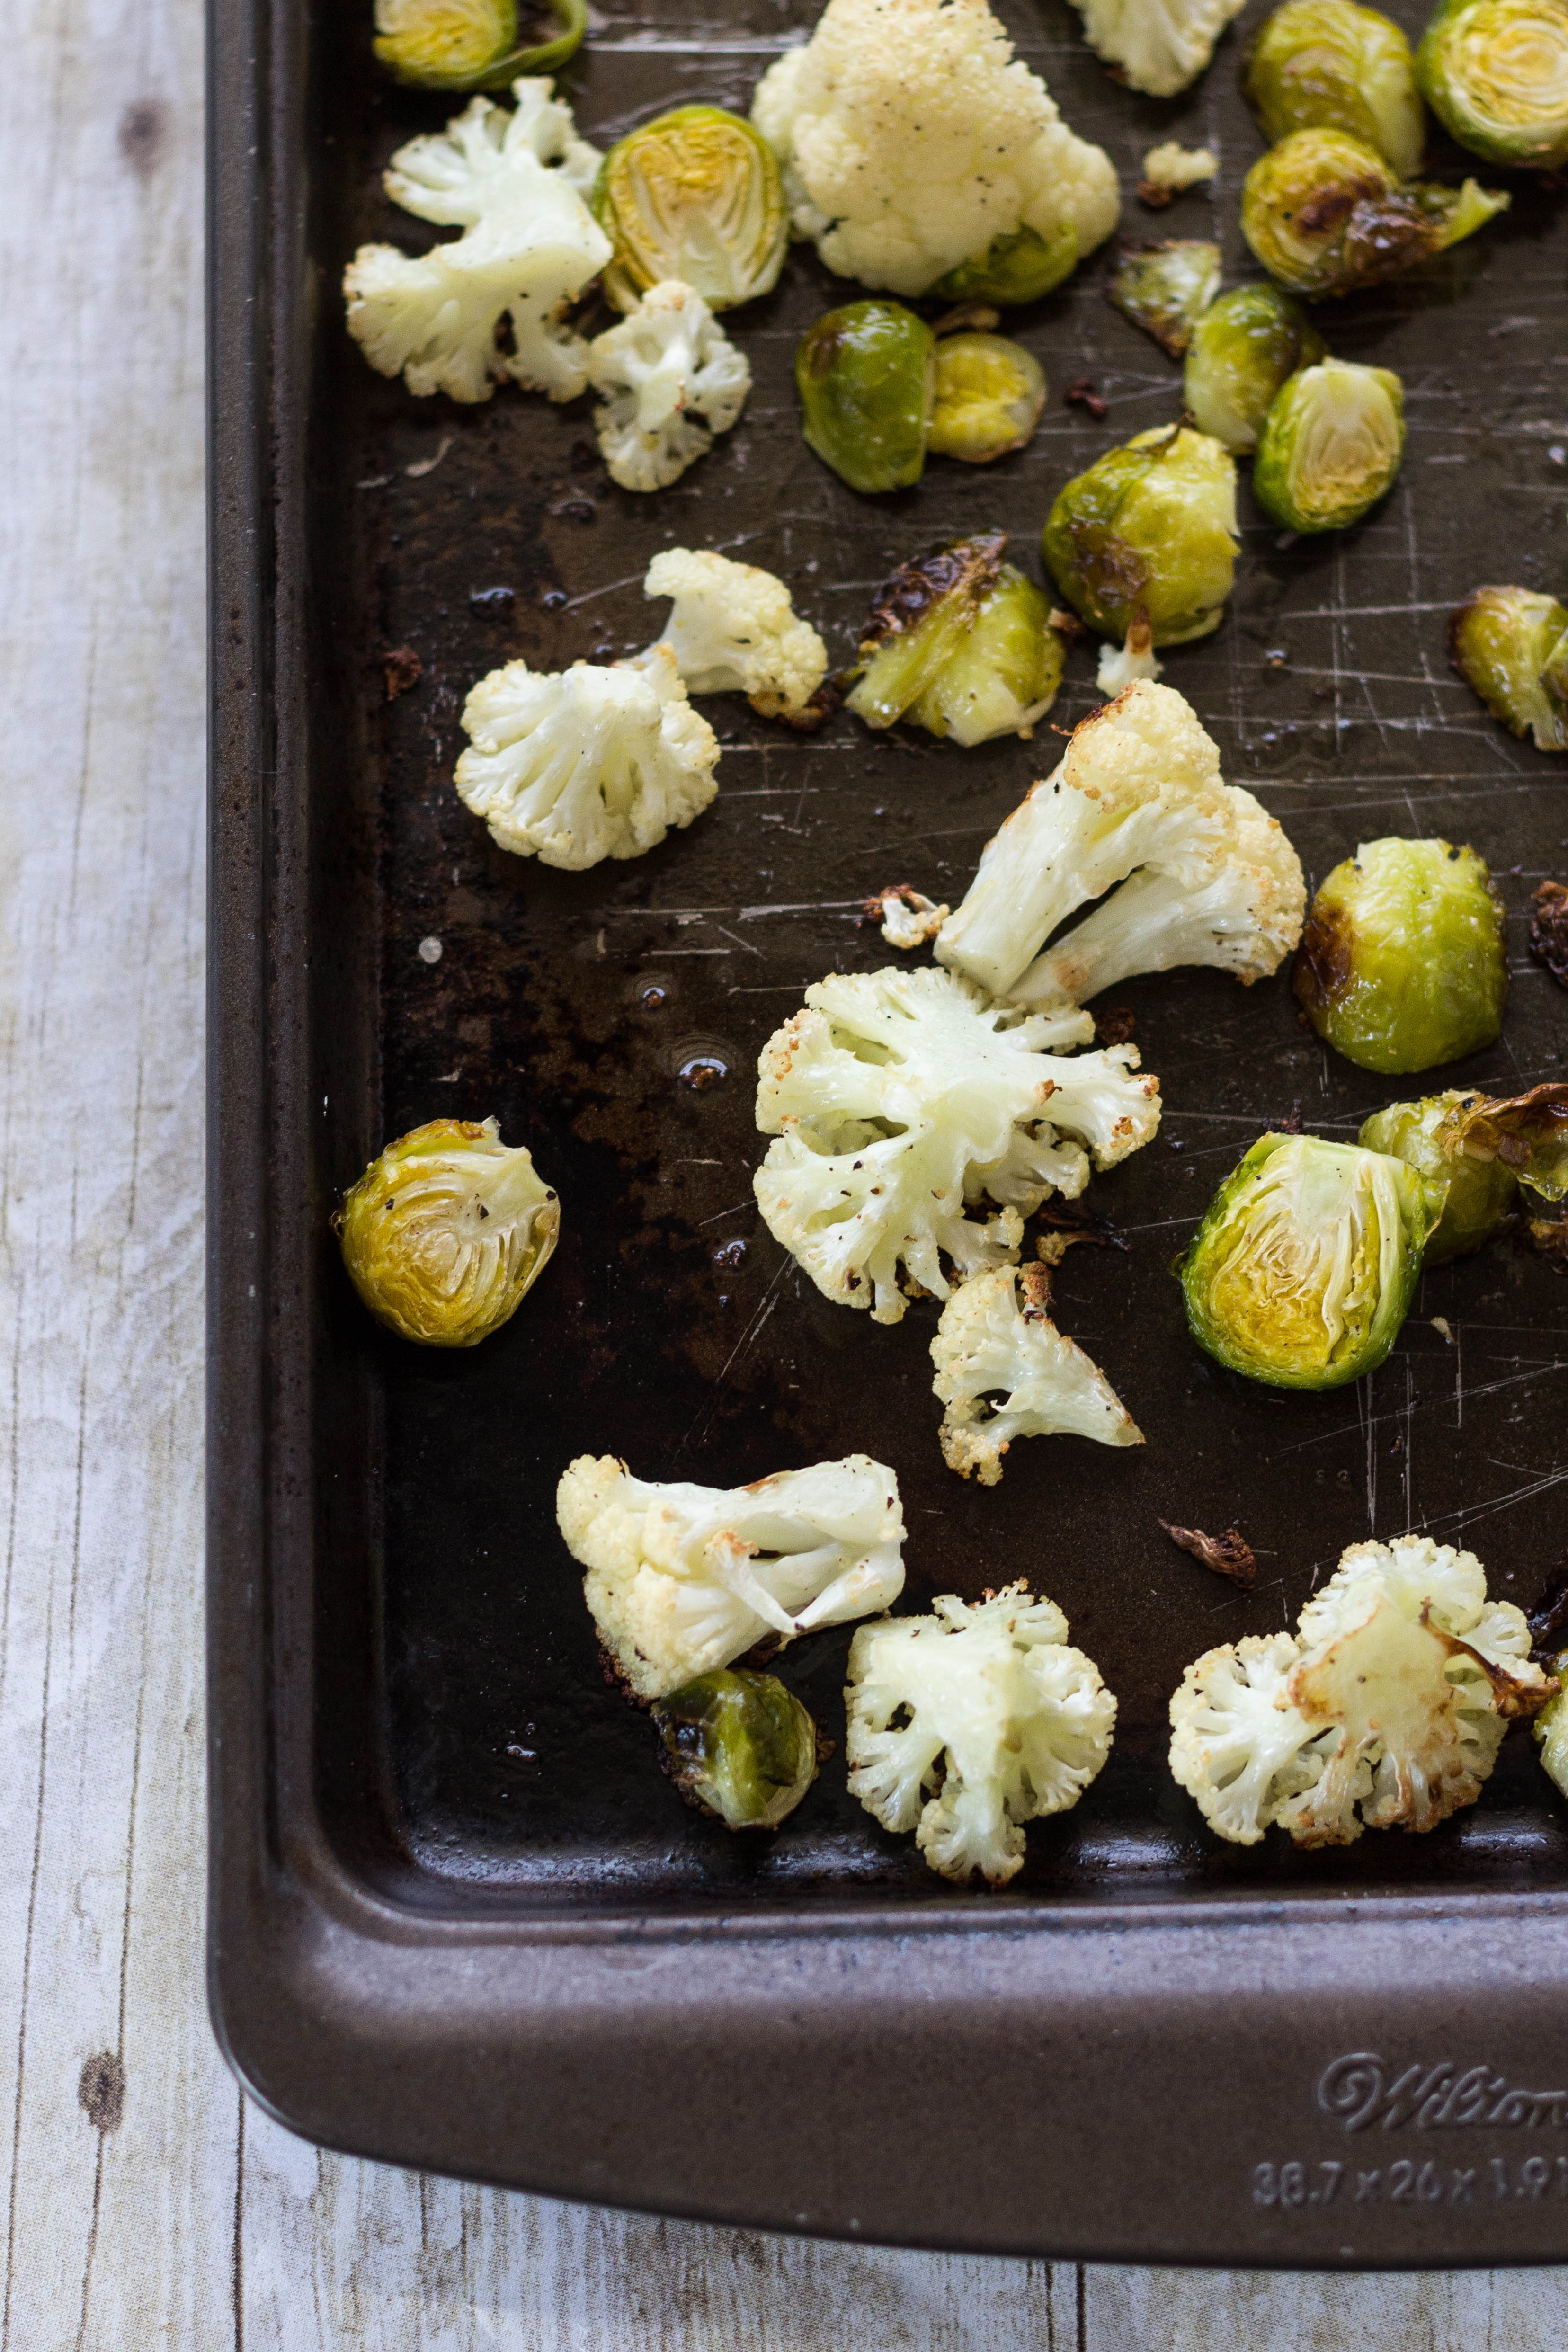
top-left (866, 884), bottom-right (951, 951)
top-left (1169, 1535), bottom-right (1556, 1847)
top-left (937, 681), bottom-right (1305, 1007)
top-left (753, 964), bottom-right (1160, 1324)
top-left (636, 548), bottom-right (828, 720)
top-left (344, 78), bottom-right (609, 402)
top-left (559, 1452), bottom-right (906, 1701)
top-left (846, 1584), bottom-right (1116, 1885)
top-left (1071, 0), bottom-right (1247, 95)
top-left (750, 0), bottom-right (1119, 300)
top-left (931, 1262), bottom-right (1143, 1483)
top-left (455, 646), bottom-right (719, 868)
top-left (1095, 615), bottom-right (1164, 697)
top-left (1140, 140), bottom-right (1219, 200)
top-left (587, 282), bottom-right (751, 493)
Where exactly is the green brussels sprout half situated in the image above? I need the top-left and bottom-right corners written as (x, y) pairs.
top-left (594, 107), bottom-right (788, 313)
top-left (1176, 1133), bottom-right (1431, 1390)
top-left (930, 223), bottom-right (1079, 307)
top-left (1252, 359), bottom-right (1406, 532)
top-left (1292, 837), bottom-right (1507, 1076)
top-left (652, 1668), bottom-right (819, 1831)
top-left (1182, 283), bottom-right (1329, 454)
top-left (1451, 586), bottom-right (1568, 751)
top-left (373, 0), bottom-right (586, 88)
top-left (845, 534), bottom-right (1063, 744)
top-left (1107, 241), bottom-right (1222, 358)
top-left (1240, 126), bottom-right (1508, 298)
top-left (1358, 1091), bottom-right (1517, 1262)
top-left (796, 301), bottom-right (934, 494)
top-left (1417, 0), bottom-right (1568, 169)
top-left (1244, 0), bottom-right (1426, 176)
top-left (1041, 425), bottom-right (1239, 646)
top-left (336, 1116), bottom-right (560, 1346)
top-left (928, 334), bottom-right (1046, 463)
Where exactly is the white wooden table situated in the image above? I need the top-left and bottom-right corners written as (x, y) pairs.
top-left (3, 0), bottom-right (1566, 2339)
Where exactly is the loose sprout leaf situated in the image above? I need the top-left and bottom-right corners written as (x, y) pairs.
top-left (1160, 1520), bottom-right (1257, 1588)
top-left (1435, 1082), bottom-right (1568, 1205)
top-left (1107, 240), bottom-right (1221, 356)
top-left (1358, 1090), bottom-right (1517, 1263)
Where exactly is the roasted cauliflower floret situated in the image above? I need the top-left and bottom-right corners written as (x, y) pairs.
top-left (846, 1584), bottom-right (1116, 1884)
top-left (1071, 0), bottom-right (1248, 96)
top-left (866, 884), bottom-right (951, 951)
top-left (930, 1262), bottom-right (1143, 1483)
top-left (752, 965), bottom-right (1161, 1325)
top-left (559, 1452), bottom-right (906, 1701)
top-left (587, 282), bottom-right (751, 493)
top-left (1169, 1535), bottom-right (1556, 1847)
top-left (636, 548), bottom-right (828, 720)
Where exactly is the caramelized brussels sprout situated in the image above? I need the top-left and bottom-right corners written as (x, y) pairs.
top-left (1450, 586), bottom-right (1568, 751)
top-left (1252, 359), bottom-right (1405, 532)
top-left (652, 1668), bottom-right (819, 1830)
top-left (1358, 1091), bottom-right (1517, 1261)
top-left (1434, 1083), bottom-right (1568, 1206)
top-left (1182, 283), bottom-right (1328, 453)
top-left (845, 534), bottom-right (1063, 744)
top-left (1107, 241), bottom-right (1221, 357)
top-left (1041, 425), bottom-right (1239, 646)
top-left (373, 0), bottom-right (586, 87)
top-left (594, 107), bottom-right (788, 313)
top-left (1241, 127), bottom-right (1508, 298)
top-left (1292, 837), bottom-right (1507, 1076)
top-left (1176, 1133), bottom-right (1431, 1389)
top-left (928, 334), bottom-right (1046, 463)
top-left (1417, 0), bottom-right (1568, 169)
top-left (931, 223), bottom-right (1079, 307)
top-left (1244, 0), bottom-right (1426, 175)
top-left (337, 1116), bottom-right (559, 1346)
top-left (796, 301), bottom-right (934, 494)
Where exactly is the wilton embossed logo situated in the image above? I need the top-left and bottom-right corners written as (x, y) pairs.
top-left (1319, 2051), bottom-right (1568, 2133)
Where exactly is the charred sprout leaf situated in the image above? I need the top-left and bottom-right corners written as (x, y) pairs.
top-left (1182, 282), bottom-right (1328, 453)
top-left (931, 222), bottom-right (1080, 308)
top-left (652, 1668), bottom-right (820, 1830)
top-left (1358, 1090), bottom-right (1517, 1262)
top-left (1161, 1520), bottom-right (1258, 1588)
top-left (1244, 0), bottom-right (1426, 175)
top-left (373, 0), bottom-right (587, 88)
top-left (337, 1116), bottom-right (559, 1346)
top-left (1531, 879), bottom-right (1568, 986)
top-left (1041, 425), bottom-right (1238, 645)
top-left (928, 335), bottom-right (1046, 463)
top-left (594, 107), bottom-right (787, 313)
top-left (1108, 241), bottom-right (1222, 357)
top-left (796, 301), bottom-right (934, 494)
top-left (1176, 1133), bottom-right (1430, 1389)
top-left (1240, 126), bottom-right (1508, 298)
top-left (1417, 0), bottom-right (1568, 168)
top-left (1450, 586), bottom-right (1568, 751)
top-left (1252, 359), bottom-right (1405, 531)
top-left (1292, 837), bottom-right (1507, 1076)
top-left (1434, 1083), bottom-right (1568, 1205)
top-left (846, 537), bottom-right (1064, 745)
top-left (1527, 1573), bottom-right (1568, 1653)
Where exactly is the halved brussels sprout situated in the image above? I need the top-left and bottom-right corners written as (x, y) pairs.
top-left (796, 301), bottom-right (934, 494)
top-left (594, 107), bottom-right (788, 313)
top-left (337, 1116), bottom-right (560, 1346)
top-left (1182, 283), bottom-right (1329, 453)
top-left (845, 535), bottom-right (1064, 745)
top-left (1417, 0), bottom-right (1568, 169)
top-left (1244, 0), bottom-right (1426, 176)
top-left (373, 0), bottom-right (586, 87)
top-left (1108, 241), bottom-right (1222, 357)
top-left (1358, 1091), bottom-right (1517, 1262)
top-left (928, 334), bottom-right (1046, 463)
top-left (1041, 425), bottom-right (1239, 645)
top-left (1252, 359), bottom-right (1405, 532)
top-left (1177, 1134), bottom-right (1430, 1389)
top-left (1451, 586), bottom-right (1568, 751)
top-left (1292, 837), bottom-right (1507, 1075)
top-left (1434, 1083), bottom-right (1568, 1205)
top-left (1241, 126), bottom-right (1508, 298)
top-left (652, 1668), bottom-right (819, 1830)
top-left (930, 223), bottom-right (1079, 307)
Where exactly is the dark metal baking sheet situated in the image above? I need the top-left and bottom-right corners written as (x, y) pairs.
top-left (208, 0), bottom-right (1568, 2263)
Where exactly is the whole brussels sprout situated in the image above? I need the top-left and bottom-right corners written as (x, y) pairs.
top-left (1241, 126), bottom-right (1508, 298)
top-left (796, 301), bottom-right (934, 494)
top-left (372, 0), bottom-right (585, 88)
top-left (652, 1668), bottom-right (819, 1830)
top-left (1292, 837), bottom-right (1507, 1076)
top-left (1252, 359), bottom-right (1406, 532)
top-left (1041, 425), bottom-right (1239, 646)
top-left (594, 107), bottom-right (788, 313)
top-left (1417, 0), bottom-right (1568, 169)
top-left (1358, 1091), bottom-right (1517, 1262)
top-left (1451, 586), bottom-right (1568, 751)
top-left (1107, 241), bottom-right (1222, 358)
top-left (1182, 284), bottom-right (1329, 454)
top-left (928, 334), bottom-right (1046, 463)
top-left (1176, 1133), bottom-right (1431, 1389)
top-left (336, 1116), bottom-right (559, 1346)
top-left (846, 533), bottom-right (1064, 744)
top-left (931, 223), bottom-right (1079, 307)
top-left (1244, 0), bottom-right (1426, 176)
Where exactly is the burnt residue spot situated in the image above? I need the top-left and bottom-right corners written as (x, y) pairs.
top-left (1530, 879), bottom-right (1568, 990)
top-left (548, 498), bottom-right (597, 526)
top-left (383, 644), bottom-right (422, 700)
top-left (469, 586), bottom-right (515, 617)
top-left (859, 533), bottom-right (1005, 650)
top-left (772, 673), bottom-right (844, 732)
top-left (1035, 1199), bottom-right (1128, 1252)
top-left (1095, 1006), bottom-right (1136, 1047)
top-left (539, 588), bottom-right (569, 612)
top-left (678, 1054), bottom-right (729, 1091)
top-left (1064, 377), bottom-right (1108, 420)
top-left (1160, 1520), bottom-right (1257, 1589)
top-left (79, 2051), bottom-right (125, 2133)
top-left (712, 1238), bottom-right (747, 1269)
top-left (1528, 1570), bottom-right (1568, 1657)
top-left (1136, 178), bottom-right (1176, 211)
top-left (118, 99), bottom-right (166, 179)
top-left (1292, 904), bottom-right (1351, 1015)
